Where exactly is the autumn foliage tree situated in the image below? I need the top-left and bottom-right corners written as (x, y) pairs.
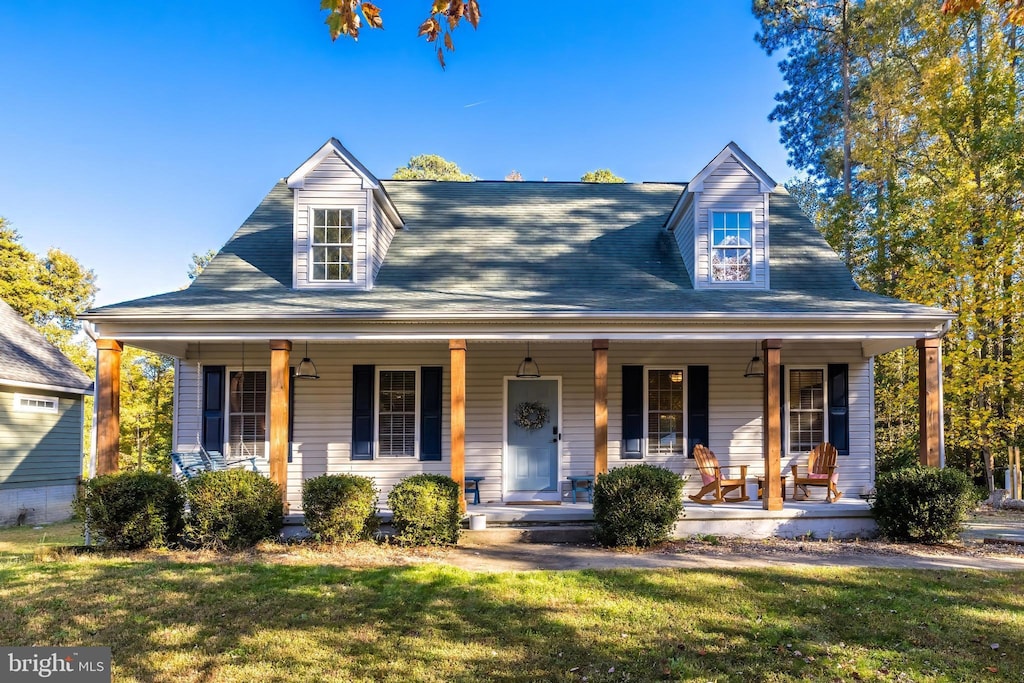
top-left (580, 169), bottom-right (625, 183)
top-left (320, 0), bottom-right (481, 68)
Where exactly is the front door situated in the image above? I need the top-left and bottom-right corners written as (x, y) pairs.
top-left (506, 378), bottom-right (560, 501)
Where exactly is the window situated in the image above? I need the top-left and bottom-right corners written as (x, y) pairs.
top-left (711, 211), bottom-right (753, 282)
top-left (14, 394), bottom-right (58, 413)
top-left (647, 369), bottom-right (685, 455)
top-left (227, 370), bottom-right (267, 459)
top-left (378, 369), bottom-right (417, 457)
top-left (788, 369), bottom-right (825, 453)
top-left (311, 208), bottom-right (354, 281)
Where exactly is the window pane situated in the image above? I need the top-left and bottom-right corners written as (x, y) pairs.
top-left (312, 246), bottom-right (327, 263)
top-left (313, 227), bottom-right (326, 244)
top-left (313, 264), bottom-right (326, 280)
top-left (647, 369), bottom-right (685, 455)
top-left (339, 227), bottom-right (353, 245)
top-left (739, 213), bottom-right (752, 228)
top-left (339, 263), bottom-right (352, 280)
top-left (340, 210), bottom-right (353, 226)
top-left (313, 209), bottom-right (326, 227)
top-left (326, 209), bottom-right (340, 227)
top-left (228, 371), bottom-right (267, 460)
top-left (379, 370), bottom-right (416, 457)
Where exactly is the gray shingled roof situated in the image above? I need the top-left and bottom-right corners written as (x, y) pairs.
top-left (84, 180), bottom-right (945, 320)
top-left (0, 299), bottom-right (93, 392)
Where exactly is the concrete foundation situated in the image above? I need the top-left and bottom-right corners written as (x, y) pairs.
top-left (0, 484), bottom-right (76, 527)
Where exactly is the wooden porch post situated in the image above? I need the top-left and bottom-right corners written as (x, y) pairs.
top-left (450, 339), bottom-right (467, 512)
top-left (762, 339), bottom-right (784, 511)
top-left (917, 338), bottom-right (942, 467)
top-left (269, 340), bottom-right (291, 510)
top-left (593, 339), bottom-right (609, 476)
top-left (95, 339), bottom-right (123, 475)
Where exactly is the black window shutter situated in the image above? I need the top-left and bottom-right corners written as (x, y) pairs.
top-left (622, 365), bottom-right (644, 459)
top-left (828, 363), bottom-right (850, 455)
top-left (201, 365), bottom-right (225, 453)
top-left (352, 365), bottom-right (375, 460)
top-left (420, 366), bottom-right (443, 461)
top-left (687, 365), bottom-right (709, 457)
top-left (288, 367), bottom-right (295, 463)
top-left (779, 364), bottom-right (786, 452)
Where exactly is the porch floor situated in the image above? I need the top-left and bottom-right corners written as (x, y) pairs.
top-left (464, 497), bottom-right (876, 539)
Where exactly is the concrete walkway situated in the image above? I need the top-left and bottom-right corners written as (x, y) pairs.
top-left (447, 541), bottom-right (1024, 572)
top-left (443, 514), bottom-right (1024, 573)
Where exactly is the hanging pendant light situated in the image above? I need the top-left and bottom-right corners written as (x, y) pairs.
top-left (744, 341), bottom-right (765, 378)
top-left (516, 341), bottom-right (541, 378)
top-left (295, 341), bottom-right (320, 380)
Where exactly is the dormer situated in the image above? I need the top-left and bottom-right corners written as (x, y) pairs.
top-left (287, 139), bottom-right (404, 290)
top-left (666, 142), bottom-right (776, 290)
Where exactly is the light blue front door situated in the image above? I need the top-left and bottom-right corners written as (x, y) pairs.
top-left (507, 379), bottom-right (559, 498)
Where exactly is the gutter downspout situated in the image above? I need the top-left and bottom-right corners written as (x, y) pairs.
top-left (81, 321), bottom-right (100, 547)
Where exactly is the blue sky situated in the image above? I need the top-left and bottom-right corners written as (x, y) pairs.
top-left (0, 2), bottom-right (788, 307)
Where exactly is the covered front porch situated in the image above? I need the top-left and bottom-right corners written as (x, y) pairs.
top-left (88, 331), bottom-right (945, 517)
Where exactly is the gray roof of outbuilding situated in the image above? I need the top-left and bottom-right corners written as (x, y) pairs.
top-left (84, 179), bottom-right (945, 319)
top-left (0, 299), bottom-right (93, 392)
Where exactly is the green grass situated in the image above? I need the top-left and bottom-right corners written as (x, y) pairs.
top-left (0, 523), bottom-right (1021, 682)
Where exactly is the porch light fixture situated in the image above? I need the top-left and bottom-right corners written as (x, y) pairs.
top-left (744, 341), bottom-right (765, 378)
top-left (515, 342), bottom-right (541, 378)
top-left (295, 341), bottom-right (320, 380)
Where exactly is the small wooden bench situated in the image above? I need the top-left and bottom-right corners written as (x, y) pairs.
top-left (755, 475), bottom-right (788, 501)
top-left (567, 475), bottom-right (595, 503)
top-left (464, 476), bottom-right (485, 505)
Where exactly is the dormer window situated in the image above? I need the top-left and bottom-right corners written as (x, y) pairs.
top-left (311, 208), bottom-right (354, 282)
top-left (711, 211), bottom-right (753, 282)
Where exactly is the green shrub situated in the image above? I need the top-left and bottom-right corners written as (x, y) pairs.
top-left (871, 466), bottom-right (976, 543)
top-left (387, 474), bottom-right (461, 546)
top-left (593, 465), bottom-right (685, 547)
top-left (184, 469), bottom-right (283, 549)
top-left (72, 471), bottom-right (184, 549)
top-left (302, 474), bottom-right (379, 543)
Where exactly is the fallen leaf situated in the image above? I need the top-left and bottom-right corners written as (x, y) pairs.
top-left (986, 667), bottom-right (999, 673)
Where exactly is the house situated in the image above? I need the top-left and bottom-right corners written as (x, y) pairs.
top-left (80, 140), bottom-right (951, 516)
top-left (0, 299), bottom-right (93, 525)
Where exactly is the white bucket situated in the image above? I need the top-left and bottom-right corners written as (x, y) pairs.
top-left (468, 513), bottom-right (487, 531)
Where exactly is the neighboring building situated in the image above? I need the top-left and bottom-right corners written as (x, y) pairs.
top-left (81, 140), bottom-right (950, 513)
top-left (0, 299), bottom-right (93, 525)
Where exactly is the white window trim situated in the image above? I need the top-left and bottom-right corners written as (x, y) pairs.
top-left (308, 206), bottom-right (357, 285)
top-left (14, 393), bottom-right (59, 414)
top-left (375, 367), bottom-right (420, 458)
top-left (224, 367), bottom-right (270, 460)
top-left (785, 366), bottom-right (829, 455)
top-left (709, 210), bottom-right (754, 285)
top-left (643, 367), bottom-right (687, 457)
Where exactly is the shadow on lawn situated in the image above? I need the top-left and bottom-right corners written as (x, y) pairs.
top-left (0, 554), bottom-right (1021, 682)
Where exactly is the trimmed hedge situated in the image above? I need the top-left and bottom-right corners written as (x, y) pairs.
top-left (871, 466), bottom-right (975, 543)
top-left (593, 465), bottom-right (685, 547)
top-left (387, 474), bottom-right (461, 546)
top-left (184, 469), bottom-right (283, 549)
top-left (302, 474), bottom-right (379, 543)
top-left (72, 471), bottom-right (184, 549)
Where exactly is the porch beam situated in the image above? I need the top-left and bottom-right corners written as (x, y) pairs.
top-left (762, 339), bottom-right (784, 510)
top-left (917, 338), bottom-right (942, 467)
top-left (95, 338), bottom-right (123, 475)
top-left (593, 339), bottom-right (609, 476)
top-left (450, 339), bottom-right (467, 512)
top-left (269, 339), bottom-right (291, 510)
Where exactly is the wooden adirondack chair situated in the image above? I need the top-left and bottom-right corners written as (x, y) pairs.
top-left (791, 442), bottom-right (842, 502)
top-left (689, 444), bottom-right (749, 504)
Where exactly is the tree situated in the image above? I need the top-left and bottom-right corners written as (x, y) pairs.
top-left (119, 347), bottom-right (174, 473)
top-left (580, 169), bottom-right (625, 183)
top-left (0, 217), bottom-right (97, 349)
top-left (188, 249), bottom-right (217, 280)
top-left (392, 154), bottom-right (475, 180)
top-left (942, 0), bottom-right (1024, 23)
top-left (320, 0), bottom-right (481, 68)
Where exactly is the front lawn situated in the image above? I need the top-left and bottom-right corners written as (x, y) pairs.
top-left (0, 523), bottom-right (1020, 682)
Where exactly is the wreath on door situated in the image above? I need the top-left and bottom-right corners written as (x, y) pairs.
top-left (514, 401), bottom-right (550, 432)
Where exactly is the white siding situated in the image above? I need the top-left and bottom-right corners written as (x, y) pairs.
top-left (175, 341), bottom-right (874, 509)
top-left (371, 196), bottom-right (397, 281)
top-left (293, 154), bottom-right (369, 289)
top-left (672, 192), bottom-right (697, 285)
top-left (694, 155), bottom-right (769, 290)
